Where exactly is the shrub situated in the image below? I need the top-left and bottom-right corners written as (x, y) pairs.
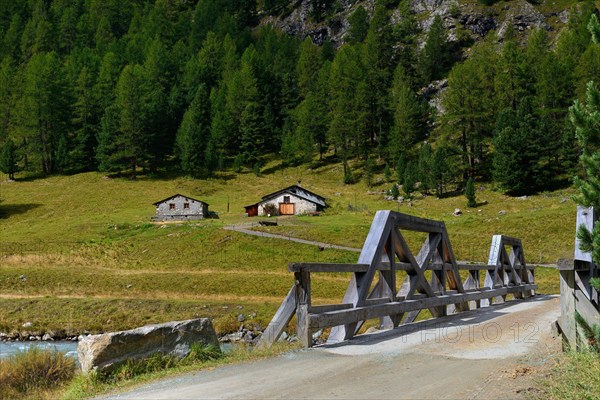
top-left (343, 169), bottom-right (355, 184)
top-left (0, 347), bottom-right (76, 398)
top-left (390, 184), bottom-right (400, 200)
top-left (465, 177), bottom-right (476, 208)
top-left (262, 203), bottom-right (278, 216)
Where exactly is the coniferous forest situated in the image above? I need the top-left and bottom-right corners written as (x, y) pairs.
top-left (0, 0), bottom-right (599, 196)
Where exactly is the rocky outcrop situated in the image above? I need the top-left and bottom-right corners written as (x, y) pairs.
top-left (77, 318), bottom-right (219, 374)
top-left (497, 0), bottom-right (550, 40)
top-left (262, 0), bottom-right (367, 46)
top-left (264, 0), bottom-right (566, 48)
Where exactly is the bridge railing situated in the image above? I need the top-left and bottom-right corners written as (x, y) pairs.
top-left (558, 206), bottom-right (600, 349)
top-left (258, 211), bottom-right (536, 348)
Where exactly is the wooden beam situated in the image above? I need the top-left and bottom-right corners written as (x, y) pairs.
top-left (308, 284), bottom-right (538, 329)
top-left (256, 285), bottom-right (296, 348)
top-left (295, 270), bottom-right (311, 348)
top-left (309, 303), bottom-right (354, 313)
top-left (389, 211), bottom-right (446, 233)
top-left (289, 262), bottom-right (372, 273)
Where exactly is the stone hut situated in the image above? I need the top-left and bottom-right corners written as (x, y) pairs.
top-left (153, 194), bottom-right (209, 221)
top-left (244, 184), bottom-right (326, 217)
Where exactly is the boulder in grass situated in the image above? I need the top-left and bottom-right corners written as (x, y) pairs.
top-left (77, 318), bottom-right (219, 374)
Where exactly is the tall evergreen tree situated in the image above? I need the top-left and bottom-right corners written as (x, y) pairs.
top-left (348, 6), bottom-right (369, 44)
top-left (465, 177), bottom-right (476, 207)
top-left (329, 45), bottom-right (363, 178)
top-left (72, 67), bottom-right (97, 171)
top-left (492, 101), bottom-right (548, 194)
top-left (0, 138), bottom-right (19, 180)
top-left (431, 146), bottom-right (450, 197)
top-left (16, 51), bottom-right (70, 174)
top-left (176, 85), bottom-right (211, 178)
top-left (97, 64), bottom-right (147, 178)
top-left (388, 65), bottom-right (424, 161)
top-left (442, 38), bottom-right (498, 181)
top-left (570, 81), bottom-right (600, 265)
top-left (417, 15), bottom-right (450, 84)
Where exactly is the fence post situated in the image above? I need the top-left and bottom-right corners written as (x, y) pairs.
top-left (295, 270), bottom-right (311, 348)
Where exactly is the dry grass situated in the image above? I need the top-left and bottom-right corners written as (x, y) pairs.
top-left (0, 347), bottom-right (76, 399)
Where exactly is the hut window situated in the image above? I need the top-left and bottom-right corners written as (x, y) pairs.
top-left (169, 203), bottom-right (175, 210)
top-left (184, 203), bottom-right (190, 209)
top-left (284, 196), bottom-right (290, 204)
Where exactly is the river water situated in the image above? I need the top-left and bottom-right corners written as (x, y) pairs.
top-left (0, 341), bottom-right (233, 360)
top-left (0, 341), bottom-right (78, 359)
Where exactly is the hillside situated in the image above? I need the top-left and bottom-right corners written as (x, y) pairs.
top-left (0, 161), bottom-right (574, 337)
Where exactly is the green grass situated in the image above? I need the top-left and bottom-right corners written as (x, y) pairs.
top-left (535, 351), bottom-right (600, 400)
top-left (62, 342), bottom-right (298, 400)
top-left (0, 159), bottom-right (573, 336)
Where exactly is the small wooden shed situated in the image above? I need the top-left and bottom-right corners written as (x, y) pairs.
top-left (153, 194), bottom-right (209, 221)
top-left (244, 184), bottom-right (326, 217)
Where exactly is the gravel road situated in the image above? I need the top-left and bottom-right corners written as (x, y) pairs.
top-left (105, 295), bottom-right (560, 400)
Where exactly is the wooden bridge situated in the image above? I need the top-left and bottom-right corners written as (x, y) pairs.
top-left (258, 211), bottom-right (537, 348)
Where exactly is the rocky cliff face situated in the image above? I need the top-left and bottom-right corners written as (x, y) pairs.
top-left (262, 0), bottom-right (571, 47)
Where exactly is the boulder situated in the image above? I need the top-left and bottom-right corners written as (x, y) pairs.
top-left (77, 318), bottom-right (219, 374)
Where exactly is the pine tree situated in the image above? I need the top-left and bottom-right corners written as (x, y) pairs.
top-left (384, 164), bottom-right (391, 182)
top-left (396, 153), bottom-right (406, 183)
top-left (418, 143), bottom-right (433, 195)
top-left (364, 156), bottom-right (374, 187)
top-left (96, 64), bottom-right (147, 178)
top-left (329, 45), bottom-right (363, 180)
top-left (417, 15), bottom-right (450, 84)
top-left (431, 146), bottom-right (449, 198)
top-left (296, 37), bottom-right (322, 98)
top-left (442, 38), bottom-right (498, 181)
top-left (570, 81), bottom-right (600, 265)
top-left (72, 67), bottom-right (97, 171)
top-left (0, 138), bottom-right (19, 180)
top-left (176, 85), bottom-right (211, 178)
top-left (0, 57), bottom-right (14, 139)
top-left (492, 101), bottom-right (546, 194)
top-left (388, 65), bottom-right (423, 161)
top-left (390, 183), bottom-right (400, 200)
top-left (361, 4), bottom-right (394, 149)
top-left (348, 6), bottom-right (369, 44)
top-left (465, 177), bottom-right (476, 208)
top-left (403, 162), bottom-right (416, 199)
top-left (16, 52), bottom-right (70, 175)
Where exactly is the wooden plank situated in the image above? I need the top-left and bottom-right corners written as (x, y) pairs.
top-left (288, 263), bottom-right (372, 273)
top-left (575, 288), bottom-right (600, 327)
top-left (256, 285), bottom-right (297, 348)
top-left (390, 211), bottom-right (445, 233)
top-left (309, 303), bottom-right (354, 313)
top-left (499, 235), bottom-right (522, 247)
top-left (309, 284), bottom-right (538, 329)
top-left (328, 211), bottom-right (393, 343)
top-left (365, 297), bottom-right (393, 306)
top-left (295, 271), bottom-right (311, 348)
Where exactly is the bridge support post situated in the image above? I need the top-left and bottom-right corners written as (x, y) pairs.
top-left (295, 270), bottom-right (311, 348)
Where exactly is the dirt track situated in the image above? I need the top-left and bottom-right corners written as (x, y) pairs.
top-left (106, 295), bottom-right (561, 400)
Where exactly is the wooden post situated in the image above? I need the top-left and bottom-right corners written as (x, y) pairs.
top-left (295, 270), bottom-right (311, 348)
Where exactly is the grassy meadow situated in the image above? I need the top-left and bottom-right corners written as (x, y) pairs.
top-left (0, 159), bottom-right (577, 336)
